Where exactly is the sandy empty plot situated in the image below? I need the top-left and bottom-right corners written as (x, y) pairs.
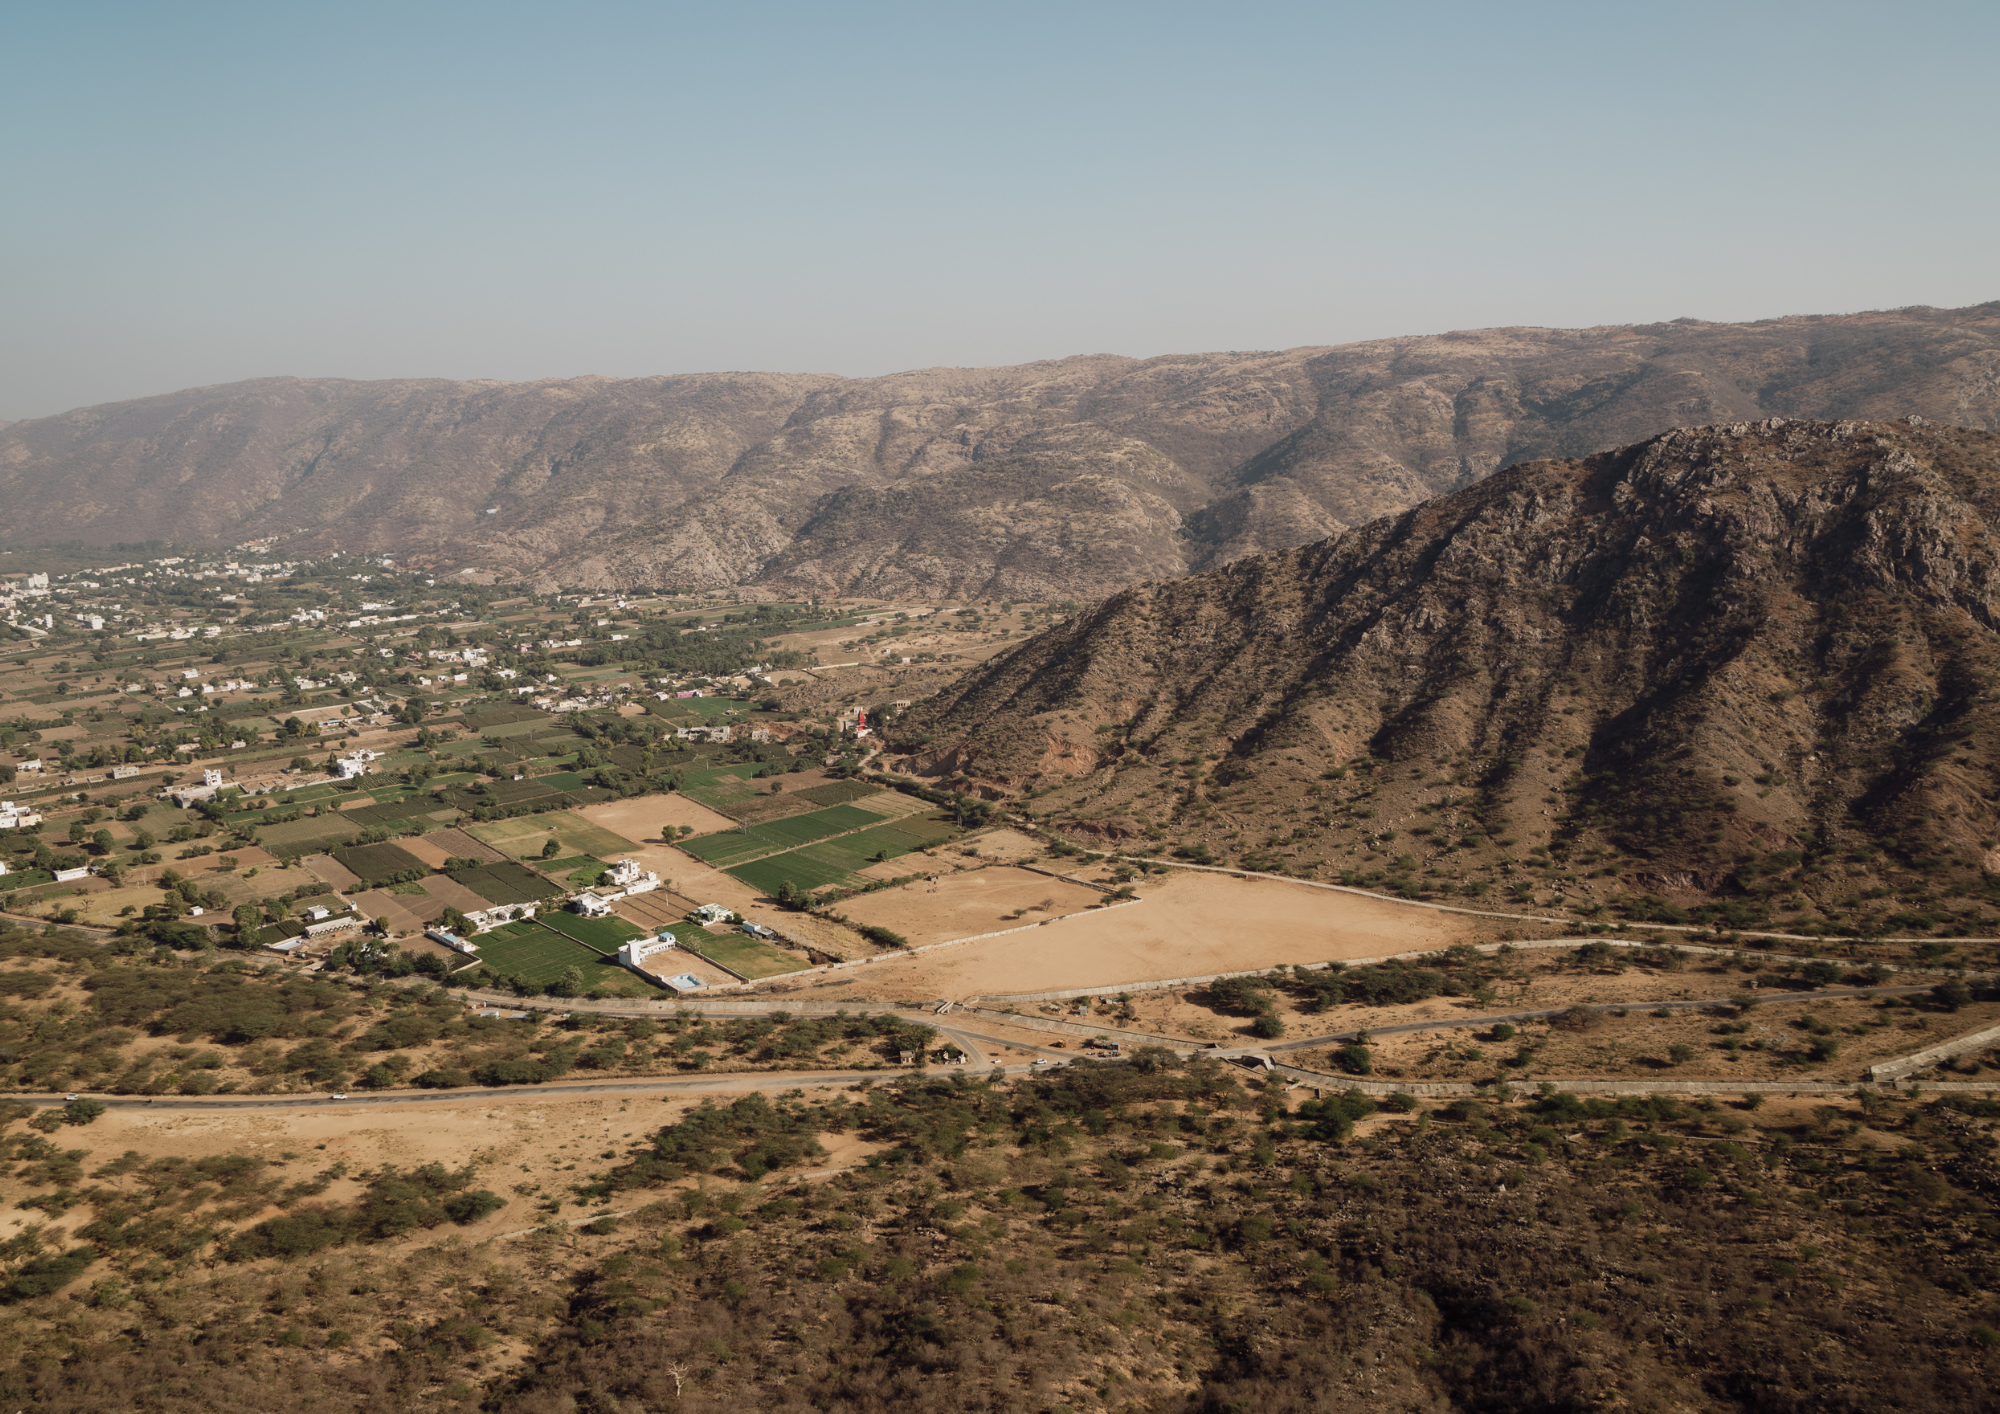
top-left (0, 1092), bottom-right (727, 1253)
top-left (612, 889), bottom-right (685, 932)
top-left (831, 866), bottom-right (1103, 944)
top-left (422, 874), bottom-right (502, 914)
top-left (955, 828), bottom-right (1048, 864)
top-left (63, 883), bottom-right (166, 927)
top-left (304, 854), bottom-right (364, 892)
top-left (816, 870), bottom-right (1480, 1001)
top-left (353, 886), bottom-right (446, 935)
top-left (403, 827), bottom-right (508, 869)
top-left (579, 793), bottom-right (737, 843)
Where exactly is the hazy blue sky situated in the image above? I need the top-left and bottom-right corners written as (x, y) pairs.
top-left (3, 0), bottom-right (1994, 419)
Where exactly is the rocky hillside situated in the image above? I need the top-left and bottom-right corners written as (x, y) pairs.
top-left (891, 418), bottom-right (2000, 938)
top-left (1, 304), bottom-right (1997, 599)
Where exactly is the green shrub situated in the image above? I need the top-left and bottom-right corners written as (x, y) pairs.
top-left (1330, 1044), bottom-right (1373, 1075)
top-left (0, 1247), bottom-right (95, 1302)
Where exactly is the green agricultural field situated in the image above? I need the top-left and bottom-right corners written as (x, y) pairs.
top-left (790, 780), bottom-right (883, 808)
top-left (543, 855), bottom-right (607, 888)
top-left (447, 861), bottom-right (565, 906)
top-left (760, 803), bottom-right (886, 844)
top-left (341, 799), bottom-right (458, 830)
top-left (681, 803), bottom-right (888, 867)
top-left (536, 908), bottom-right (647, 954)
top-left (331, 841), bottom-right (430, 887)
top-left (469, 923), bottom-right (658, 996)
top-left (462, 704), bottom-right (551, 731)
top-left (793, 819), bottom-right (950, 871)
top-left (681, 928), bottom-right (810, 979)
top-left (675, 764), bottom-right (763, 812)
top-left (725, 852), bottom-right (866, 898)
top-left (253, 816), bottom-right (366, 856)
top-left (271, 783), bottom-right (351, 806)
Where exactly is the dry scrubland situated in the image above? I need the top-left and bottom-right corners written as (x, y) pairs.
top-left (3, 1048), bottom-right (1998, 1413)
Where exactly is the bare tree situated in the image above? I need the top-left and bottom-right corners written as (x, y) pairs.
top-left (667, 1361), bottom-right (690, 1398)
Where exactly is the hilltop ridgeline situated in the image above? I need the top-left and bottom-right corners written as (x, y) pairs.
top-left (0, 303), bottom-right (1997, 598)
top-left (891, 418), bottom-right (2000, 934)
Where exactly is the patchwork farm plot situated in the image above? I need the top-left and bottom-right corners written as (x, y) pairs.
top-left (331, 841), bottom-right (430, 887)
top-left (675, 764), bottom-right (766, 814)
top-left (535, 908), bottom-right (646, 953)
top-left (680, 803), bottom-right (889, 868)
top-left (445, 861), bottom-right (564, 905)
top-left (799, 815), bottom-right (958, 869)
top-left (711, 802), bottom-right (962, 899)
top-left (252, 815), bottom-right (370, 856)
top-left (726, 851), bottom-right (868, 897)
top-left (468, 920), bottom-right (659, 996)
top-left (544, 855), bottom-right (609, 888)
top-left (675, 925), bottom-right (810, 980)
top-left (465, 812), bottom-right (639, 861)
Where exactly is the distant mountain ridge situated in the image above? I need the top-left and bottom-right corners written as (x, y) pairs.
top-left (1, 303), bottom-right (1996, 598)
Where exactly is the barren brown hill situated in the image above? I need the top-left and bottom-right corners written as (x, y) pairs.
top-left (891, 418), bottom-right (2000, 937)
top-left (1, 303), bottom-right (1996, 598)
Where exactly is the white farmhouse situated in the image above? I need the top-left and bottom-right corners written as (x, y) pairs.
top-left (616, 932), bottom-right (677, 974)
top-left (603, 858), bottom-right (660, 895)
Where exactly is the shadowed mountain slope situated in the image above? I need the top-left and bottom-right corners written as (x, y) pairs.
top-left (891, 418), bottom-right (2000, 934)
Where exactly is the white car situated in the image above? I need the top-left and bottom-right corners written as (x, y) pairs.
top-left (63, 1093), bottom-right (79, 1101)
top-left (330, 1093), bottom-right (349, 1100)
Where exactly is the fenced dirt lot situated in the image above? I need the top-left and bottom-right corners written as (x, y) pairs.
top-left (420, 874), bottom-right (500, 915)
top-left (466, 811), bottom-right (639, 861)
top-left (826, 866), bottom-right (1103, 944)
top-left (579, 793), bottom-right (737, 844)
top-left (403, 827), bottom-right (508, 869)
top-left (353, 886), bottom-right (445, 936)
top-left (304, 854), bottom-right (364, 892)
top-left (813, 870), bottom-right (1481, 1001)
top-left (613, 890), bottom-right (684, 932)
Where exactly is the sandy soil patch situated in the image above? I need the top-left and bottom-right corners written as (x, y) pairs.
top-left (816, 871), bottom-right (1479, 1002)
top-left (58, 883), bottom-right (157, 926)
top-left (634, 951), bottom-right (741, 989)
top-left (305, 854), bottom-right (364, 891)
top-left (608, 889), bottom-right (679, 933)
top-left (831, 866), bottom-right (1103, 944)
top-left (952, 828), bottom-right (1047, 864)
top-left (401, 829), bottom-right (507, 869)
top-left (579, 793), bottom-right (738, 842)
top-left (757, 910), bottom-right (885, 964)
top-left (0, 1092), bottom-right (778, 1254)
top-left (420, 873), bottom-right (504, 914)
top-left (353, 886), bottom-right (446, 935)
